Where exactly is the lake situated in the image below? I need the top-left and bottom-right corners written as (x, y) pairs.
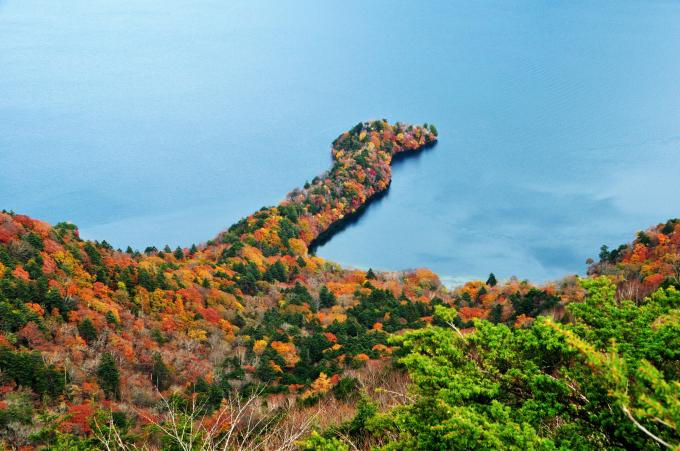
top-left (2, 0), bottom-right (680, 283)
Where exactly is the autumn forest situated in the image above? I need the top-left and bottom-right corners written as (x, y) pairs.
top-left (0, 121), bottom-right (679, 450)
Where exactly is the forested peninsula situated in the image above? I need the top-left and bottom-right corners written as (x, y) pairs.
top-left (0, 121), bottom-right (678, 450)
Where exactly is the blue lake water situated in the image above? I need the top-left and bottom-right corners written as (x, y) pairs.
top-left (2, 1), bottom-right (680, 283)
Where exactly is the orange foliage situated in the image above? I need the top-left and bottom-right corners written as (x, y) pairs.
top-left (12, 266), bottom-right (30, 281)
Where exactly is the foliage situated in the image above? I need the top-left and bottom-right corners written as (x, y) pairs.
top-left (362, 277), bottom-right (679, 449)
top-left (96, 353), bottom-right (120, 400)
top-left (2, 120), bottom-right (679, 449)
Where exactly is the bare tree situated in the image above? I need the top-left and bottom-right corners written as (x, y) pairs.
top-left (92, 387), bottom-right (317, 450)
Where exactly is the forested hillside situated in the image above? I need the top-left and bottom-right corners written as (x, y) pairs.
top-left (0, 121), bottom-right (678, 450)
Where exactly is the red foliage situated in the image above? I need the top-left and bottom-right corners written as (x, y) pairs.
top-left (199, 306), bottom-right (221, 324)
top-left (60, 402), bottom-right (96, 434)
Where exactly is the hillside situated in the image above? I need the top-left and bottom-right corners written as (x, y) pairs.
top-left (0, 121), bottom-right (678, 450)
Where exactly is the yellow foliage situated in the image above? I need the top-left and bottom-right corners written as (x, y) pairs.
top-left (134, 287), bottom-right (150, 314)
top-left (188, 328), bottom-right (208, 342)
top-left (91, 299), bottom-right (114, 317)
top-left (242, 245), bottom-right (266, 270)
top-left (311, 372), bottom-right (332, 394)
top-left (207, 289), bottom-right (243, 311)
top-left (53, 251), bottom-right (78, 274)
top-left (138, 257), bottom-right (163, 272)
top-left (195, 267), bottom-right (214, 283)
top-left (174, 269), bottom-right (196, 287)
top-left (414, 268), bottom-right (440, 287)
top-left (288, 238), bottom-right (307, 256)
top-left (149, 288), bottom-right (168, 313)
top-left (253, 339), bottom-right (268, 355)
top-left (271, 341), bottom-right (300, 367)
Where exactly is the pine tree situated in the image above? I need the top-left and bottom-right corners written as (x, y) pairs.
top-left (489, 303), bottom-right (503, 324)
top-left (151, 352), bottom-right (171, 391)
top-left (319, 286), bottom-right (336, 308)
top-left (366, 268), bottom-right (377, 280)
top-left (265, 260), bottom-right (287, 282)
top-left (78, 318), bottom-right (98, 344)
top-left (486, 273), bottom-right (497, 287)
top-left (173, 247), bottom-right (185, 260)
top-left (105, 311), bottom-right (117, 325)
top-left (97, 353), bottom-right (120, 400)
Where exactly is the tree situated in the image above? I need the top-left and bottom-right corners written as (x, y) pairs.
top-left (319, 285), bottom-right (336, 308)
top-left (489, 303), bottom-right (503, 324)
top-left (151, 352), bottom-right (171, 391)
top-left (173, 247), bottom-right (185, 260)
top-left (105, 311), bottom-right (117, 325)
top-left (486, 273), bottom-right (497, 287)
top-left (599, 245), bottom-right (610, 263)
top-left (0, 348), bottom-right (64, 397)
top-left (78, 318), bottom-right (98, 344)
top-left (97, 353), bottom-right (120, 400)
top-left (366, 268), bottom-right (376, 280)
top-left (637, 231), bottom-right (652, 246)
top-left (358, 278), bottom-right (680, 449)
top-left (265, 260), bottom-right (287, 282)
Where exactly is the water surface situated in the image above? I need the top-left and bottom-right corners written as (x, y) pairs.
top-left (2, 1), bottom-right (680, 283)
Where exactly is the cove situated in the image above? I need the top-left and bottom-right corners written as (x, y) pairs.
top-left (308, 141), bottom-right (438, 255)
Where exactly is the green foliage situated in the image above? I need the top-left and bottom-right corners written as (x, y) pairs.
top-left (0, 347), bottom-right (65, 397)
top-left (299, 431), bottom-right (349, 451)
top-left (509, 288), bottom-right (559, 319)
top-left (105, 310), bottom-right (117, 325)
top-left (332, 376), bottom-right (359, 402)
top-left (151, 352), bottom-right (172, 391)
top-left (264, 260), bottom-right (288, 283)
top-left (348, 288), bottom-right (427, 333)
top-left (78, 318), bottom-right (98, 343)
top-left (326, 395), bottom-right (378, 446)
top-left (319, 285), bottom-right (336, 308)
top-left (151, 327), bottom-right (167, 345)
top-left (96, 353), bottom-right (120, 400)
top-left (0, 294), bottom-right (39, 332)
top-left (23, 231), bottom-right (44, 252)
top-left (173, 246), bottom-right (185, 260)
top-left (0, 391), bottom-right (34, 430)
top-left (367, 278), bottom-right (680, 449)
